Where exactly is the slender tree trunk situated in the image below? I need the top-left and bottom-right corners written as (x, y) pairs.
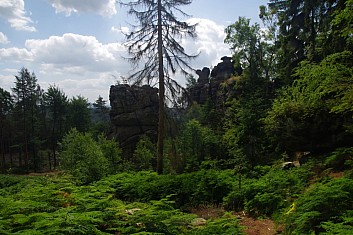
top-left (23, 106), bottom-right (29, 171)
top-left (19, 147), bottom-right (22, 167)
top-left (310, 8), bottom-right (316, 58)
top-left (156, 0), bottom-right (165, 174)
top-left (31, 105), bottom-right (37, 172)
top-left (1, 132), bottom-right (4, 170)
top-left (52, 114), bottom-right (57, 169)
top-left (10, 147), bottom-right (13, 168)
top-left (48, 152), bottom-right (52, 171)
top-left (0, 119), bottom-right (4, 170)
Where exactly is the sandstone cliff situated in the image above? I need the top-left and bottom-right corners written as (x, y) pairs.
top-left (109, 57), bottom-right (238, 158)
top-left (189, 56), bottom-right (239, 105)
top-left (109, 84), bottom-right (158, 159)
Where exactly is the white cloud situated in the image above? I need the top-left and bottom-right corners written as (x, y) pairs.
top-left (50, 0), bottom-right (117, 17)
top-left (23, 33), bottom-right (128, 73)
top-left (0, 18), bottom-right (231, 102)
top-left (111, 26), bottom-right (119, 33)
top-left (111, 26), bottom-right (130, 34)
top-left (0, 33), bottom-right (129, 101)
top-left (0, 74), bottom-right (13, 91)
top-left (0, 32), bottom-right (10, 44)
top-left (0, 47), bottom-right (32, 62)
top-left (184, 18), bottom-right (231, 69)
top-left (52, 74), bottom-right (115, 101)
top-left (0, 0), bottom-right (36, 31)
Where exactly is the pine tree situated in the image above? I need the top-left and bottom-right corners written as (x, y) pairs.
top-left (43, 85), bottom-right (68, 168)
top-left (123, 0), bottom-right (198, 174)
top-left (11, 68), bottom-right (40, 171)
top-left (0, 87), bottom-right (13, 170)
top-left (268, 0), bottom-right (347, 85)
top-left (67, 96), bottom-right (91, 133)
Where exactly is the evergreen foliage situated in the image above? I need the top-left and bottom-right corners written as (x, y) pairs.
top-left (67, 96), bottom-right (91, 133)
top-left (177, 119), bottom-right (222, 172)
top-left (133, 135), bottom-right (156, 171)
top-left (43, 85), bottom-right (68, 169)
top-left (283, 178), bottom-right (353, 234)
top-left (264, 51), bottom-right (353, 155)
top-left (59, 129), bottom-right (121, 184)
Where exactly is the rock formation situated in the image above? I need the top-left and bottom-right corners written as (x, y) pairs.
top-left (109, 84), bottom-right (158, 159)
top-left (109, 56), bottom-right (238, 158)
top-left (211, 56), bottom-right (235, 81)
top-left (189, 56), bottom-right (237, 105)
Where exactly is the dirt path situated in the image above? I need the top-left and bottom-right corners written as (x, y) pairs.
top-left (238, 215), bottom-right (279, 235)
top-left (189, 206), bottom-right (281, 235)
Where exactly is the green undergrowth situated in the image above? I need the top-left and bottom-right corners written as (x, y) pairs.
top-left (102, 169), bottom-right (235, 208)
top-left (0, 173), bottom-right (243, 234)
top-left (1, 149), bottom-right (353, 234)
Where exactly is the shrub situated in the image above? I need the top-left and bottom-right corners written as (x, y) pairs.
top-left (97, 134), bottom-right (122, 174)
top-left (188, 213), bottom-right (244, 235)
top-left (325, 147), bottom-right (353, 171)
top-left (0, 174), bottom-right (247, 235)
top-left (283, 178), bottom-right (353, 234)
top-left (191, 170), bottom-right (234, 205)
top-left (320, 210), bottom-right (353, 234)
top-left (245, 192), bottom-right (284, 217)
top-left (224, 166), bottom-right (312, 217)
top-left (133, 135), bottom-right (156, 171)
top-left (102, 170), bottom-right (235, 209)
top-left (59, 128), bottom-right (109, 184)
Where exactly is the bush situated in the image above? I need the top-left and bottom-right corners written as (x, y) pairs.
top-left (325, 147), bottom-right (353, 171)
top-left (0, 175), bottom-right (245, 234)
top-left (133, 135), bottom-right (156, 171)
top-left (191, 170), bottom-right (234, 205)
top-left (245, 192), bottom-right (284, 217)
top-left (224, 166), bottom-right (312, 217)
top-left (321, 210), bottom-right (353, 234)
top-left (97, 134), bottom-right (122, 173)
top-left (188, 213), bottom-right (244, 235)
top-left (100, 169), bottom-right (235, 208)
top-left (59, 129), bottom-right (109, 184)
top-left (283, 178), bottom-right (353, 234)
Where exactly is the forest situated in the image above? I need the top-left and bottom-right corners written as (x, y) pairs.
top-left (1, 0), bottom-right (353, 234)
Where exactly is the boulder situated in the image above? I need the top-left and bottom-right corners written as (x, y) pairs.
top-left (281, 162), bottom-right (296, 170)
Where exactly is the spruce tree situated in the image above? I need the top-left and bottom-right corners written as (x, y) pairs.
top-left (122, 0), bottom-right (197, 174)
top-left (12, 68), bottom-right (40, 171)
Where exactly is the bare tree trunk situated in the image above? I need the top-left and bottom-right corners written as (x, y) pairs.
top-left (23, 109), bottom-right (29, 171)
top-left (156, 0), bottom-right (165, 175)
top-left (0, 122), bottom-right (4, 170)
top-left (10, 147), bottom-right (13, 168)
top-left (31, 107), bottom-right (37, 172)
top-left (48, 152), bottom-right (52, 171)
top-left (19, 147), bottom-right (22, 167)
top-left (52, 115), bottom-right (56, 169)
top-left (124, 0), bottom-right (196, 173)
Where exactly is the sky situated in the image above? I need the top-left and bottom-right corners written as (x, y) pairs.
top-left (0, 0), bottom-right (268, 103)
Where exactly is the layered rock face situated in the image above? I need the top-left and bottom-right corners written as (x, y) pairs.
top-left (189, 56), bottom-right (237, 105)
top-left (109, 84), bottom-right (158, 159)
top-left (109, 57), bottom-right (238, 158)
